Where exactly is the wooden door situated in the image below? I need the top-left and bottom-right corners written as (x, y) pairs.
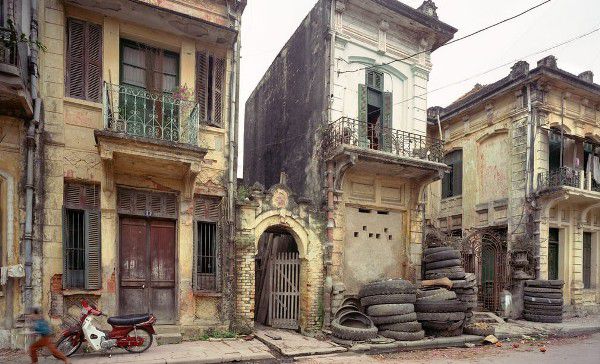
top-left (549, 228), bottom-right (559, 280)
top-left (269, 252), bottom-right (300, 329)
top-left (119, 217), bottom-right (176, 323)
top-left (583, 232), bottom-right (592, 289)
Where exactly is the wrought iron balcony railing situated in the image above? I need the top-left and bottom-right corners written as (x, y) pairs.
top-left (103, 83), bottom-right (199, 146)
top-left (537, 166), bottom-right (581, 191)
top-left (323, 117), bottom-right (444, 163)
top-left (0, 27), bottom-right (19, 67)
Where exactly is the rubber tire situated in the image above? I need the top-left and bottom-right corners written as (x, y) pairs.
top-left (464, 325), bottom-right (494, 336)
top-left (366, 303), bottom-right (414, 317)
top-left (424, 246), bottom-right (454, 256)
top-left (371, 313), bottom-right (418, 325)
top-left (359, 279), bottom-right (416, 298)
top-left (423, 250), bottom-right (461, 263)
top-left (426, 272), bottom-right (466, 280)
top-left (340, 297), bottom-right (361, 309)
top-left (453, 288), bottom-right (477, 295)
top-left (124, 328), bottom-right (154, 353)
top-left (523, 313), bottom-right (562, 323)
top-left (421, 320), bottom-right (464, 331)
top-left (458, 294), bottom-right (478, 302)
top-left (360, 294), bottom-right (416, 307)
top-left (378, 321), bottom-right (422, 332)
top-left (334, 305), bottom-right (361, 319)
top-left (417, 312), bottom-right (466, 321)
top-left (425, 259), bottom-right (462, 270)
top-left (416, 290), bottom-right (457, 302)
top-left (524, 287), bottom-right (562, 294)
top-left (431, 327), bottom-right (463, 337)
top-left (525, 279), bottom-right (564, 288)
top-left (417, 288), bottom-right (451, 298)
top-left (523, 309), bottom-right (563, 316)
top-left (415, 300), bottom-right (466, 313)
top-left (524, 292), bottom-right (562, 299)
top-left (524, 302), bottom-right (563, 309)
top-left (426, 266), bottom-right (465, 275)
top-left (523, 296), bottom-right (563, 305)
top-left (55, 332), bottom-right (83, 358)
top-left (379, 330), bottom-right (425, 341)
top-left (331, 312), bottom-right (378, 341)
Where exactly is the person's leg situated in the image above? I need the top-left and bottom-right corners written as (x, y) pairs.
top-left (29, 336), bottom-right (47, 363)
top-left (45, 336), bottom-right (69, 363)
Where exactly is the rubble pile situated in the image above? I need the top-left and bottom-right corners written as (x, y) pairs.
top-left (359, 279), bottom-right (425, 341)
top-left (415, 287), bottom-right (467, 337)
top-left (522, 279), bottom-right (564, 323)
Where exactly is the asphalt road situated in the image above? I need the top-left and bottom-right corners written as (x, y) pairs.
top-left (296, 333), bottom-right (600, 364)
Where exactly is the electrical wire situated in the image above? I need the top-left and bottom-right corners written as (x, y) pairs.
top-left (337, 0), bottom-right (552, 75)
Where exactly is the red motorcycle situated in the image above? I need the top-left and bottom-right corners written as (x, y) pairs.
top-left (56, 300), bottom-right (156, 357)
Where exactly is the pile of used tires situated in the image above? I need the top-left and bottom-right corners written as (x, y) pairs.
top-left (359, 279), bottom-right (425, 341)
top-left (331, 298), bottom-right (378, 343)
top-left (451, 272), bottom-right (478, 324)
top-left (423, 246), bottom-right (466, 281)
top-left (523, 279), bottom-right (564, 323)
top-left (415, 287), bottom-right (466, 336)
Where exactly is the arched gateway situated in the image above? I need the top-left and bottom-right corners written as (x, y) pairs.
top-left (235, 182), bottom-right (324, 332)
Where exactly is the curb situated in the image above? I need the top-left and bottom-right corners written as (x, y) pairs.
top-left (346, 334), bottom-right (484, 354)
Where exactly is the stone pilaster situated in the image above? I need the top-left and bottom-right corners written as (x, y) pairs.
top-left (233, 235), bottom-right (255, 333)
top-left (571, 221), bottom-right (585, 305)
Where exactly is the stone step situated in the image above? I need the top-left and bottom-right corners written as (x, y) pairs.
top-left (154, 325), bottom-right (181, 334)
top-left (156, 333), bottom-right (183, 345)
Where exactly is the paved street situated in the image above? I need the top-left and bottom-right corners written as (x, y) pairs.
top-left (297, 333), bottom-right (600, 364)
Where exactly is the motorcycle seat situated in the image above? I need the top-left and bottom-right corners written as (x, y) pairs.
top-left (107, 314), bottom-right (151, 326)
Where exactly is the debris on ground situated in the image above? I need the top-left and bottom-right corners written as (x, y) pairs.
top-left (483, 334), bottom-right (499, 344)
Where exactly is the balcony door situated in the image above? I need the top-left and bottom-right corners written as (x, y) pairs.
top-left (120, 40), bottom-right (179, 141)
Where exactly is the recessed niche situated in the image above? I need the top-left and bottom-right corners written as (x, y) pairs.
top-left (354, 232), bottom-right (359, 237)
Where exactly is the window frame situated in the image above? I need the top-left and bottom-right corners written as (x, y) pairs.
top-left (192, 195), bottom-right (222, 292)
top-left (65, 17), bottom-right (103, 102)
top-left (442, 150), bottom-right (463, 199)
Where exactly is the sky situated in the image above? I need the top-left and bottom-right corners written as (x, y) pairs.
top-left (238, 0), bottom-right (600, 177)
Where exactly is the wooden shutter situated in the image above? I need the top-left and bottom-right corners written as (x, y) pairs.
top-left (64, 182), bottom-right (99, 209)
top-left (453, 152), bottom-right (463, 196)
top-left (194, 195), bottom-right (222, 222)
top-left (196, 51), bottom-right (208, 122)
top-left (84, 209), bottom-right (101, 290)
top-left (117, 188), bottom-right (178, 219)
top-left (66, 19), bottom-right (86, 99)
top-left (381, 91), bottom-right (393, 152)
top-left (213, 56), bottom-right (225, 126)
top-left (358, 84), bottom-right (368, 148)
top-left (66, 18), bottom-right (103, 102)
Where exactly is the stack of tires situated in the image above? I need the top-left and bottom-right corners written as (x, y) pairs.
top-left (359, 279), bottom-right (425, 341)
top-left (423, 247), bottom-right (466, 281)
top-left (523, 279), bottom-right (564, 323)
top-left (331, 298), bottom-right (378, 343)
top-left (415, 288), bottom-right (467, 337)
top-left (451, 272), bottom-right (478, 324)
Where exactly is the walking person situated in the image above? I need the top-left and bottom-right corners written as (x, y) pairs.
top-left (28, 307), bottom-right (69, 363)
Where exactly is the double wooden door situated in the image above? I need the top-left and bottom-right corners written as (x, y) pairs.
top-left (119, 217), bottom-right (176, 323)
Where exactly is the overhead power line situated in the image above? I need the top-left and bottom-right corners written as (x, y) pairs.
top-left (338, 0), bottom-right (552, 75)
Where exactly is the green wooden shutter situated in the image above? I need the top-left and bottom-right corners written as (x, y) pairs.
top-left (84, 209), bottom-right (102, 290)
top-left (358, 84), bottom-right (368, 148)
top-left (381, 91), bottom-right (393, 152)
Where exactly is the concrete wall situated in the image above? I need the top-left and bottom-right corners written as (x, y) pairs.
top-left (37, 0), bottom-right (239, 334)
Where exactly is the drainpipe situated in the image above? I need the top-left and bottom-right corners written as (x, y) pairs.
top-left (24, 0), bottom-right (42, 311)
top-left (324, 160), bottom-right (335, 328)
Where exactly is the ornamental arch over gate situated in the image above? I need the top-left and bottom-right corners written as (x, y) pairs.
top-left (235, 181), bottom-right (325, 332)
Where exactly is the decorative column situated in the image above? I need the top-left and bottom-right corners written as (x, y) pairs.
top-left (571, 218), bottom-right (585, 306)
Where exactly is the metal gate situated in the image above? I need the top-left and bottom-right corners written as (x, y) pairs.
top-left (461, 229), bottom-right (510, 312)
top-left (269, 252), bottom-right (300, 329)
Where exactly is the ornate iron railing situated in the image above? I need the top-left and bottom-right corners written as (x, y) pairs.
top-left (0, 27), bottom-right (19, 67)
top-left (323, 117), bottom-right (444, 162)
top-left (537, 166), bottom-right (580, 190)
top-left (103, 83), bottom-right (199, 146)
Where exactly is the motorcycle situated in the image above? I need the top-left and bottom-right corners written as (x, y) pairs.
top-left (56, 300), bottom-right (156, 357)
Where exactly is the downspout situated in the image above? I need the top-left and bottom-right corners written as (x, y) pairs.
top-left (24, 0), bottom-right (42, 311)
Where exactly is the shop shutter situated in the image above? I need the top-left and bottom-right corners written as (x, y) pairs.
top-left (357, 84), bottom-right (368, 148)
top-left (84, 209), bottom-right (102, 290)
top-left (381, 91), bottom-right (393, 152)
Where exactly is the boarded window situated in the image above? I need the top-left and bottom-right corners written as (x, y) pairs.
top-left (63, 182), bottom-right (101, 290)
top-left (442, 150), bottom-right (463, 198)
top-left (66, 18), bottom-right (103, 102)
top-left (196, 51), bottom-right (225, 127)
top-left (193, 196), bottom-right (222, 291)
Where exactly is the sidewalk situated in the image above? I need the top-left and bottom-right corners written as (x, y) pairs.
top-left (495, 315), bottom-right (600, 339)
top-left (7, 338), bottom-right (275, 364)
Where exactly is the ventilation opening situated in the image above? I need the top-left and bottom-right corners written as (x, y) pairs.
top-left (359, 208), bottom-right (371, 214)
top-left (377, 210), bottom-right (389, 215)
top-left (388, 235), bottom-right (393, 240)
top-left (353, 232), bottom-right (359, 237)
top-left (368, 233), bottom-right (373, 238)
top-left (376, 233), bottom-right (381, 239)
top-left (384, 228), bottom-right (388, 233)
top-left (362, 226), bottom-right (367, 231)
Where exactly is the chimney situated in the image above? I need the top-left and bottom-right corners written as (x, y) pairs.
top-left (578, 71), bottom-right (594, 83)
top-left (510, 61), bottom-right (529, 79)
top-left (537, 55), bottom-right (557, 69)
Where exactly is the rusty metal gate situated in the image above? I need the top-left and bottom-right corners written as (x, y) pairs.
top-left (269, 252), bottom-right (300, 329)
top-left (461, 229), bottom-right (510, 312)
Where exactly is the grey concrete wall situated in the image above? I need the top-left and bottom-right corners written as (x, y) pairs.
top-left (243, 0), bottom-right (331, 199)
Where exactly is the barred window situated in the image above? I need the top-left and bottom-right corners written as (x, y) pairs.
top-left (193, 196), bottom-right (222, 292)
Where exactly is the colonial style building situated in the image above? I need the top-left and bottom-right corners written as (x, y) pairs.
top-left (31, 0), bottom-right (244, 342)
top-left (426, 56), bottom-right (600, 315)
top-left (243, 0), bottom-right (456, 330)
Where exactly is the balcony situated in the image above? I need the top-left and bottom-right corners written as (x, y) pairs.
top-left (0, 27), bottom-right (32, 117)
top-left (102, 83), bottom-right (199, 146)
top-left (537, 166), bottom-right (600, 200)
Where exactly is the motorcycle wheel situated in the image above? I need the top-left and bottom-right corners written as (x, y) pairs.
top-left (124, 328), bottom-right (153, 353)
top-left (56, 332), bottom-right (82, 357)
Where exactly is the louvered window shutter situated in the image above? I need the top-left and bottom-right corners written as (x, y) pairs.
top-left (213, 57), bottom-right (225, 126)
top-left (381, 91), bottom-right (393, 152)
top-left (196, 51), bottom-right (208, 122)
top-left (66, 18), bottom-right (103, 102)
top-left (357, 84), bottom-right (368, 148)
top-left (84, 209), bottom-right (102, 290)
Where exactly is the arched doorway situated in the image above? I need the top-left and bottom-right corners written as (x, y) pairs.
top-left (254, 227), bottom-right (300, 329)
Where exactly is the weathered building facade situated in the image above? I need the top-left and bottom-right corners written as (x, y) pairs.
top-left (426, 56), bottom-right (600, 315)
top-left (32, 0), bottom-right (245, 340)
top-left (243, 0), bottom-right (456, 329)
